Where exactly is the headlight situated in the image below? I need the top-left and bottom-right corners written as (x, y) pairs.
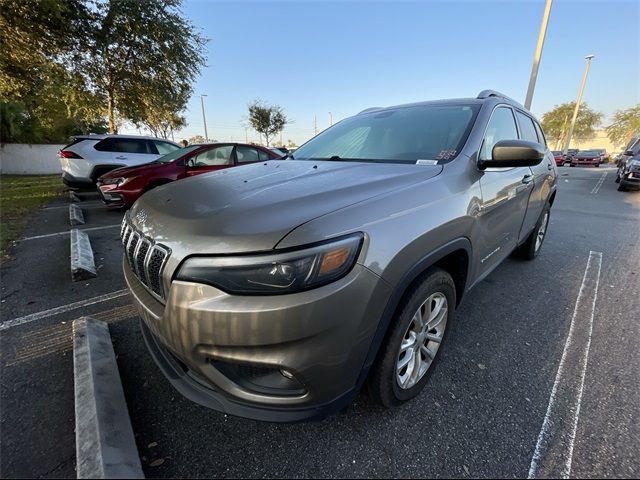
top-left (175, 234), bottom-right (364, 295)
top-left (101, 176), bottom-right (134, 186)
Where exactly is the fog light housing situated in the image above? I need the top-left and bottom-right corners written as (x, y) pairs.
top-left (210, 360), bottom-right (306, 397)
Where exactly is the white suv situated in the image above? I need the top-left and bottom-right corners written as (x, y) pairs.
top-left (59, 134), bottom-right (181, 188)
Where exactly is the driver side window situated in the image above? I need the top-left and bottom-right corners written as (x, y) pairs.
top-left (189, 146), bottom-right (233, 167)
top-left (480, 107), bottom-right (519, 160)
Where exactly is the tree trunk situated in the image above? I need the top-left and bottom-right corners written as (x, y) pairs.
top-left (107, 89), bottom-right (117, 134)
top-left (264, 133), bottom-right (269, 147)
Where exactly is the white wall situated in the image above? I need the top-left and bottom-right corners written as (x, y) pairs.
top-left (0, 143), bottom-right (65, 175)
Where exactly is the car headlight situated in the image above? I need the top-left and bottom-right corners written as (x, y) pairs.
top-left (175, 234), bottom-right (364, 295)
top-left (101, 176), bottom-right (134, 186)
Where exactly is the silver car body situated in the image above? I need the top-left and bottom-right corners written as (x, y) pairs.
top-left (124, 93), bottom-right (557, 421)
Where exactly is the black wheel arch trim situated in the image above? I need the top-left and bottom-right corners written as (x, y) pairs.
top-left (355, 237), bottom-right (473, 389)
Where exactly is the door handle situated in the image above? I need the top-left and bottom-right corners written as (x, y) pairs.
top-left (522, 174), bottom-right (534, 184)
top-left (547, 163), bottom-right (553, 171)
top-left (115, 155), bottom-right (127, 160)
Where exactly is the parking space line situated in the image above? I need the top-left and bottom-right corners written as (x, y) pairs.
top-left (20, 224), bottom-right (120, 242)
top-left (0, 289), bottom-right (129, 331)
top-left (590, 172), bottom-right (607, 194)
top-left (528, 251), bottom-right (603, 479)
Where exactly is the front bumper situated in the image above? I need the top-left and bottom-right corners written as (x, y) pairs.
top-left (621, 170), bottom-right (640, 189)
top-left (571, 159), bottom-right (600, 167)
top-left (97, 183), bottom-right (128, 208)
top-left (124, 257), bottom-right (391, 422)
top-left (62, 172), bottom-right (94, 189)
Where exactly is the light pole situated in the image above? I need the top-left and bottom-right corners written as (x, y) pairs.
top-left (524, 0), bottom-right (553, 110)
top-left (200, 94), bottom-right (209, 142)
top-left (563, 55), bottom-right (595, 155)
top-left (329, 112), bottom-right (333, 126)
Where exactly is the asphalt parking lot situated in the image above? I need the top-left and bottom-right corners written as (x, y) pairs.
top-left (1, 166), bottom-right (638, 478)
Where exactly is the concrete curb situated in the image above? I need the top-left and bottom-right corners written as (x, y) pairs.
top-left (70, 229), bottom-right (97, 281)
top-left (73, 317), bottom-right (144, 479)
top-left (70, 191), bottom-right (81, 202)
top-left (70, 204), bottom-right (85, 226)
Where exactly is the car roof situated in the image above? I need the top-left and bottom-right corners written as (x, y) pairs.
top-left (73, 134), bottom-right (180, 144)
top-left (357, 90), bottom-right (528, 117)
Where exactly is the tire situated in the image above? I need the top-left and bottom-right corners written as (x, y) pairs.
top-left (618, 182), bottom-right (627, 192)
top-left (515, 205), bottom-right (550, 260)
top-left (615, 173), bottom-right (621, 184)
top-left (570, 164), bottom-right (575, 167)
top-left (368, 268), bottom-right (456, 407)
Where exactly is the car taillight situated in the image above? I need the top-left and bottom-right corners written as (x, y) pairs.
top-left (59, 150), bottom-right (83, 159)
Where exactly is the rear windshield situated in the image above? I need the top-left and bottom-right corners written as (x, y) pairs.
top-left (293, 104), bottom-right (480, 164)
top-left (155, 145), bottom-right (200, 163)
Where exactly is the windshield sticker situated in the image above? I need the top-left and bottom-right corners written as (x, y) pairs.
top-left (416, 159), bottom-right (438, 166)
top-left (437, 149), bottom-right (457, 160)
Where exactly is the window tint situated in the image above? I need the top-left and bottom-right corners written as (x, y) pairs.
top-left (190, 146), bottom-right (233, 166)
top-left (480, 107), bottom-right (518, 160)
top-left (154, 141), bottom-right (180, 155)
top-left (236, 146), bottom-right (260, 163)
top-left (515, 111), bottom-right (539, 143)
top-left (95, 138), bottom-right (154, 154)
top-left (258, 149), bottom-right (272, 161)
top-left (533, 121), bottom-right (547, 147)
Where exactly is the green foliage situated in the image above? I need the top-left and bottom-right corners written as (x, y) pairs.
top-left (247, 100), bottom-right (289, 147)
top-left (188, 135), bottom-right (206, 144)
top-left (541, 102), bottom-right (603, 149)
top-left (606, 105), bottom-right (640, 148)
top-left (0, 0), bottom-right (207, 143)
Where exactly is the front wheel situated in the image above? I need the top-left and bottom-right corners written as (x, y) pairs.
top-left (368, 268), bottom-right (455, 407)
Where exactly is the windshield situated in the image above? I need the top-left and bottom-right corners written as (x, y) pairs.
top-left (293, 104), bottom-right (480, 164)
top-left (155, 145), bottom-right (200, 163)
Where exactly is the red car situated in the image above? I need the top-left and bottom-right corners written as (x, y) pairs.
top-left (552, 150), bottom-right (565, 167)
top-left (570, 150), bottom-right (602, 168)
top-left (97, 143), bottom-right (282, 208)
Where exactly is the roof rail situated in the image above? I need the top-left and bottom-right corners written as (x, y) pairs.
top-left (477, 90), bottom-right (526, 109)
top-left (358, 107), bottom-right (383, 115)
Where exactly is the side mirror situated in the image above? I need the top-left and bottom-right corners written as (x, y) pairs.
top-left (479, 139), bottom-right (545, 170)
top-left (624, 150), bottom-right (635, 156)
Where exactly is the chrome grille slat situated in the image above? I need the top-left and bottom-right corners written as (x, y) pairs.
top-left (119, 217), bottom-right (171, 301)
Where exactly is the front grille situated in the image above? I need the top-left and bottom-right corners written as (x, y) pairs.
top-left (121, 216), bottom-right (171, 300)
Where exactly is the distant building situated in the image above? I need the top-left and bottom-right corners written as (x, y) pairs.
top-left (571, 129), bottom-right (625, 153)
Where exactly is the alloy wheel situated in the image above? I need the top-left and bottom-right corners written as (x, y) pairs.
top-left (396, 292), bottom-right (448, 390)
top-left (535, 211), bottom-right (549, 253)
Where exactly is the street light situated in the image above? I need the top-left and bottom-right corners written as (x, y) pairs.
top-left (563, 55), bottom-right (595, 155)
top-left (329, 112), bottom-right (333, 126)
top-left (200, 94), bottom-right (209, 142)
top-left (524, 0), bottom-right (554, 110)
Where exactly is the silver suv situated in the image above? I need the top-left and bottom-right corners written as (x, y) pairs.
top-left (123, 90), bottom-right (557, 421)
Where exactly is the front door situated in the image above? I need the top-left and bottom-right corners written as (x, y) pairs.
top-left (184, 145), bottom-right (235, 177)
top-left (477, 106), bottom-right (533, 276)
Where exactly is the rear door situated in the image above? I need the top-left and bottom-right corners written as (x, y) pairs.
top-left (477, 106), bottom-right (533, 275)
top-left (235, 145), bottom-right (263, 165)
top-left (96, 138), bottom-right (159, 167)
top-left (184, 145), bottom-right (235, 177)
top-left (516, 111), bottom-right (554, 239)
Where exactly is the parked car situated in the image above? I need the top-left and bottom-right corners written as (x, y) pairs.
top-left (122, 90), bottom-right (557, 421)
top-left (615, 137), bottom-right (640, 191)
top-left (97, 143), bottom-right (281, 208)
top-left (591, 148), bottom-right (609, 163)
top-left (59, 134), bottom-right (181, 189)
top-left (552, 150), bottom-right (565, 166)
top-left (270, 146), bottom-right (290, 156)
top-left (571, 149), bottom-right (602, 167)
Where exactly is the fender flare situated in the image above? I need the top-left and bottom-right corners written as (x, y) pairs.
top-left (355, 237), bottom-right (473, 387)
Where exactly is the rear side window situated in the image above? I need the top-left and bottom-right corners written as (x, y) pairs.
top-left (480, 107), bottom-right (519, 160)
top-left (258, 149), bottom-right (272, 161)
top-left (94, 138), bottom-right (155, 154)
top-left (190, 146), bottom-right (234, 166)
top-left (236, 146), bottom-right (260, 163)
top-left (154, 141), bottom-right (180, 155)
top-left (515, 111), bottom-right (539, 143)
top-left (533, 121), bottom-right (547, 147)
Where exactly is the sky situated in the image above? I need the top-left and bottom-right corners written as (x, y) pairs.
top-left (129, 0), bottom-right (640, 145)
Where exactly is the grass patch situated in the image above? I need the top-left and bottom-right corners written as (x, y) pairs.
top-left (0, 175), bottom-right (66, 258)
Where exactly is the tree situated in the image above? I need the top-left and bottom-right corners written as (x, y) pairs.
top-left (247, 100), bottom-right (289, 146)
top-left (287, 139), bottom-right (297, 149)
top-left (606, 105), bottom-right (640, 148)
top-left (78, 0), bottom-right (207, 133)
top-left (541, 102), bottom-right (603, 150)
top-left (188, 135), bottom-right (206, 144)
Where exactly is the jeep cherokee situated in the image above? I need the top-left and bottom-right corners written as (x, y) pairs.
top-left (122, 90), bottom-right (558, 422)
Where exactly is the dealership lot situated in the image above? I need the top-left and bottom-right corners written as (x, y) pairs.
top-left (1, 166), bottom-right (638, 478)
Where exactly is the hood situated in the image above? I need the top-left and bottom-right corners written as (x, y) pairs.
top-left (101, 161), bottom-right (170, 179)
top-left (129, 160), bottom-right (442, 256)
